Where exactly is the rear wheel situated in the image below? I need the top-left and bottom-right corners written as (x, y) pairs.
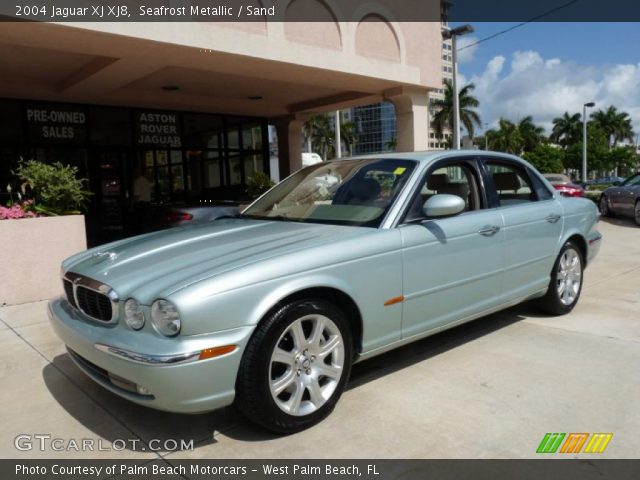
top-left (599, 194), bottom-right (613, 217)
top-left (236, 299), bottom-right (353, 434)
top-left (538, 241), bottom-right (584, 315)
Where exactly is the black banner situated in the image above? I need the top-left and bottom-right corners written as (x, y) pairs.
top-left (2, 460), bottom-right (640, 480)
top-left (2, 0), bottom-right (640, 22)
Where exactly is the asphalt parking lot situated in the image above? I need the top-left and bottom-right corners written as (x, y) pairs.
top-left (1, 218), bottom-right (639, 465)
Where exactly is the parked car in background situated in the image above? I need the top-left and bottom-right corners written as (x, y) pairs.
top-left (598, 172), bottom-right (640, 225)
top-left (586, 176), bottom-right (625, 187)
top-left (162, 201), bottom-right (240, 227)
top-left (543, 173), bottom-right (585, 197)
top-left (50, 151), bottom-right (601, 433)
top-left (302, 152), bottom-right (323, 167)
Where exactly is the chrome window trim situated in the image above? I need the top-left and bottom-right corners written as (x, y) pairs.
top-left (63, 272), bottom-right (119, 324)
top-left (94, 343), bottom-right (200, 366)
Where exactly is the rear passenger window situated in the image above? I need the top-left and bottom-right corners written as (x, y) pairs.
top-left (487, 162), bottom-right (538, 206)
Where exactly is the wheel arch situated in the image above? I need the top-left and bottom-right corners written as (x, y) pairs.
top-left (254, 285), bottom-right (364, 356)
top-left (564, 233), bottom-right (588, 267)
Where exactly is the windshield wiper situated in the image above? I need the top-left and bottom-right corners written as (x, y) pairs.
top-left (214, 213), bottom-right (242, 220)
top-left (243, 213), bottom-right (302, 222)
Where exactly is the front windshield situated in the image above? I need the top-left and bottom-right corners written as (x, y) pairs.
top-left (243, 158), bottom-right (417, 227)
top-left (622, 174), bottom-right (640, 186)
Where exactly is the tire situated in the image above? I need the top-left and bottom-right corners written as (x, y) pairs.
top-left (599, 194), bottom-right (613, 217)
top-left (538, 241), bottom-right (584, 315)
top-left (635, 200), bottom-right (640, 227)
top-left (236, 299), bottom-right (353, 434)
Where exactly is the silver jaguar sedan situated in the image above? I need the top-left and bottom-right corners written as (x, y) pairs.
top-left (49, 151), bottom-right (602, 433)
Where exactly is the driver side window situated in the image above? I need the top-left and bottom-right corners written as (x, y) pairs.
top-left (404, 162), bottom-right (482, 222)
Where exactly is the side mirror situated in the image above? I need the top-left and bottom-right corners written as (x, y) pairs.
top-left (612, 181), bottom-right (621, 186)
top-left (423, 194), bottom-right (465, 218)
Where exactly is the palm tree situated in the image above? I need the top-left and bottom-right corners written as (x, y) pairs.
top-left (486, 118), bottom-right (523, 154)
top-left (340, 120), bottom-right (359, 156)
top-left (550, 112), bottom-right (582, 148)
top-left (303, 114), bottom-right (334, 160)
top-left (590, 105), bottom-right (635, 148)
top-left (431, 80), bottom-right (482, 139)
top-left (517, 116), bottom-right (545, 153)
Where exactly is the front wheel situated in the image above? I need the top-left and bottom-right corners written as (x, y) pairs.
top-left (634, 200), bottom-right (640, 226)
top-left (538, 241), bottom-right (584, 315)
top-left (599, 194), bottom-right (613, 217)
top-left (236, 299), bottom-right (353, 434)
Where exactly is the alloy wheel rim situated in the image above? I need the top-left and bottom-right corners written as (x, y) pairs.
top-left (635, 202), bottom-right (640, 224)
top-left (600, 197), bottom-right (608, 215)
top-left (269, 314), bottom-right (344, 416)
top-left (557, 248), bottom-right (582, 306)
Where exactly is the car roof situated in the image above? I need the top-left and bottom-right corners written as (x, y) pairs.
top-left (331, 149), bottom-right (525, 165)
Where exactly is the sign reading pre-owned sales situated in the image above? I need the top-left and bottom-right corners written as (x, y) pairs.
top-left (25, 104), bottom-right (86, 142)
top-left (136, 112), bottom-right (181, 147)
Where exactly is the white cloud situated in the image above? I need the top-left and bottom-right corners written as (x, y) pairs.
top-left (464, 51), bottom-right (640, 136)
top-left (456, 36), bottom-right (479, 64)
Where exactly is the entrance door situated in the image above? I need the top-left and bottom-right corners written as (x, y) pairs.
top-left (87, 149), bottom-right (128, 244)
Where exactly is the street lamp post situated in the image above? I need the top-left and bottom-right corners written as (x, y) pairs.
top-left (442, 24), bottom-right (474, 150)
top-left (582, 102), bottom-right (595, 183)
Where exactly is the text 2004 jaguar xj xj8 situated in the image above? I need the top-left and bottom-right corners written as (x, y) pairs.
top-left (49, 151), bottom-right (601, 433)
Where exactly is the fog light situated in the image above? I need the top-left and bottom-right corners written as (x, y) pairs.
top-left (136, 385), bottom-right (152, 396)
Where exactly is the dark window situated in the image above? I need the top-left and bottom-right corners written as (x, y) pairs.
top-left (183, 113), bottom-right (223, 148)
top-left (90, 107), bottom-right (131, 146)
top-left (0, 100), bottom-right (22, 144)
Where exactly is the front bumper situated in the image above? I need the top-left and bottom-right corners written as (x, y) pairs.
top-left (48, 297), bottom-right (253, 413)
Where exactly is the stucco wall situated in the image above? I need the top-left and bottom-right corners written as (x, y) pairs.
top-left (0, 216), bottom-right (87, 305)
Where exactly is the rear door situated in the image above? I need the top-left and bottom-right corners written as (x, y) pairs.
top-left (399, 157), bottom-right (505, 339)
top-left (483, 158), bottom-right (563, 301)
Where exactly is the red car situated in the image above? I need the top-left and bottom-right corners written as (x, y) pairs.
top-left (543, 174), bottom-right (585, 197)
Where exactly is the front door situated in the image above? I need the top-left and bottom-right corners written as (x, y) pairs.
top-left (399, 158), bottom-right (505, 339)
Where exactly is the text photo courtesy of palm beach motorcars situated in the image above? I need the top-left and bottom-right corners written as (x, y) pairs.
top-left (1, 0), bottom-right (639, 477)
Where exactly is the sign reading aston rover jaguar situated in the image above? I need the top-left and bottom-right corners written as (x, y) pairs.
top-left (136, 112), bottom-right (181, 147)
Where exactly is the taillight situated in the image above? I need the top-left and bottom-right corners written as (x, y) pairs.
top-left (167, 211), bottom-right (193, 222)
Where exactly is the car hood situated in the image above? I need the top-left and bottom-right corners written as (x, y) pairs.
top-left (64, 219), bottom-right (372, 302)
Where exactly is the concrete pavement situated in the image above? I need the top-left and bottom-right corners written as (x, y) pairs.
top-left (1, 217), bottom-right (638, 463)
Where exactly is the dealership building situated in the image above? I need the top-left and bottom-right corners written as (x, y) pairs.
top-left (0, 6), bottom-right (443, 242)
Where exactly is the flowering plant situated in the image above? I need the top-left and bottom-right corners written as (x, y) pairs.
top-left (0, 200), bottom-right (38, 220)
top-left (1, 160), bottom-right (92, 219)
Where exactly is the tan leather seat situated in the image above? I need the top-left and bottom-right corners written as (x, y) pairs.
top-left (493, 172), bottom-right (521, 193)
top-left (438, 183), bottom-right (470, 209)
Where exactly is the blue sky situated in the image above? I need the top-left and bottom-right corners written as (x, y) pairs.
top-left (452, 22), bottom-right (640, 136)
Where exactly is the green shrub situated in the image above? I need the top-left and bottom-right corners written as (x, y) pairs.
top-left (584, 190), bottom-right (601, 204)
top-left (246, 171), bottom-right (274, 199)
top-left (14, 160), bottom-right (92, 216)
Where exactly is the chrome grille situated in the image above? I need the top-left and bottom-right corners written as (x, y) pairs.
top-left (63, 280), bottom-right (77, 308)
top-left (62, 272), bottom-right (118, 323)
top-left (76, 286), bottom-right (112, 321)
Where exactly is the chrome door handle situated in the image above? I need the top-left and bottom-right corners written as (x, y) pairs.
top-left (478, 225), bottom-right (500, 236)
top-left (546, 214), bottom-right (561, 224)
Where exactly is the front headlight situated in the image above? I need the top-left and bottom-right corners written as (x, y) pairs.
top-left (150, 299), bottom-right (181, 336)
top-left (124, 298), bottom-right (145, 330)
